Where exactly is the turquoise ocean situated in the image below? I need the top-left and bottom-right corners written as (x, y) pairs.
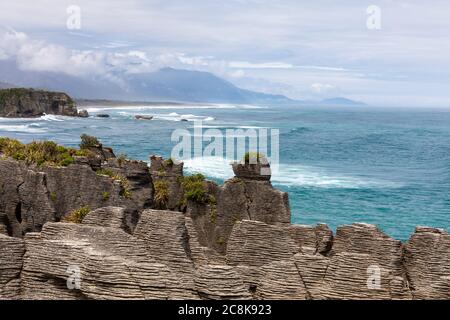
top-left (1, 104), bottom-right (449, 240)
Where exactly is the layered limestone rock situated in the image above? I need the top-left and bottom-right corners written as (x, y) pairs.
top-left (0, 88), bottom-right (82, 118)
top-left (0, 148), bottom-right (153, 237)
top-left (1, 206), bottom-right (450, 300)
top-left (149, 155), bottom-right (291, 256)
top-left (0, 234), bottom-right (24, 299)
top-left (0, 212), bottom-right (9, 235)
top-left (149, 156), bottom-right (185, 210)
top-left (0, 146), bottom-right (449, 300)
top-left (403, 227), bottom-right (450, 299)
top-left (297, 223), bottom-right (411, 300)
top-left (21, 221), bottom-right (197, 299)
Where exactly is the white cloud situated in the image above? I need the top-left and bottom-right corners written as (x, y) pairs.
top-left (0, 31), bottom-right (107, 77)
top-left (311, 83), bottom-right (336, 94)
top-left (229, 61), bottom-right (294, 69)
top-left (228, 69), bottom-right (245, 78)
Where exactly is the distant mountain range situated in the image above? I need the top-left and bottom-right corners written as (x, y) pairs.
top-left (0, 60), bottom-right (364, 106)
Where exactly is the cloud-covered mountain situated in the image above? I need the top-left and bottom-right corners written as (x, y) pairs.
top-left (0, 60), bottom-right (295, 104)
top-left (123, 67), bottom-right (295, 104)
top-left (0, 60), bottom-right (363, 106)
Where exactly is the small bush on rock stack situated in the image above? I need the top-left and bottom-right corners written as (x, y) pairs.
top-left (244, 151), bottom-right (264, 164)
top-left (180, 173), bottom-right (215, 205)
top-left (0, 137), bottom-right (89, 167)
top-left (64, 206), bottom-right (90, 223)
top-left (80, 134), bottom-right (100, 149)
top-left (154, 180), bottom-right (169, 209)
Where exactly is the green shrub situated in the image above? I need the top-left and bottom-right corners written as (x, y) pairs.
top-left (79, 134), bottom-right (100, 149)
top-left (102, 191), bottom-right (110, 201)
top-left (96, 168), bottom-right (131, 198)
top-left (96, 168), bottom-right (115, 177)
top-left (64, 206), bottom-right (90, 223)
top-left (117, 153), bottom-right (127, 166)
top-left (50, 192), bottom-right (57, 201)
top-left (180, 173), bottom-right (211, 204)
top-left (154, 180), bottom-right (169, 209)
top-left (163, 158), bottom-right (174, 166)
top-left (244, 151), bottom-right (264, 164)
top-left (0, 137), bottom-right (79, 167)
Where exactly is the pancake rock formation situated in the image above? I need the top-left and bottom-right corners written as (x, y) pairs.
top-left (0, 138), bottom-right (449, 300)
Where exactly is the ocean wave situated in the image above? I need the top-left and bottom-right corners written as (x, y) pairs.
top-left (117, 111), bottom-right (215, 122)
top-left (0, 123), bottom-right (46, 133)
top-left (0, 114), bottom-right (66, 123)
top-left (183, 156), bottom-right (402, 189)
top-left (40, 114), bottom-right (65, 122)
top-left (290, 127), bottom-right (312, 133)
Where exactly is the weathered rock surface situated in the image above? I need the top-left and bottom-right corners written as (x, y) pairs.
top-left (1, 206), bottom-right (449, 300)
top-left (403, 227), bottom-right (450, 299)
top-left (0, 234), bottom-right (24, 299)
top-left (289, 224), bottom-right (333, 255)
top-left (149, 156), bottom-right (185, 211)
top-left (0, 147), bottom-right (449, 300)
top-left (0, 212), bottom-right (9, 235)
top-left (149, 155), bottom-right (290, 255)
top-left (0, 152), bottom-right (153, 237)
top-left (0, 88), bottom-right (81, 118)
top-left (82, 206), bottom-right (127, 230)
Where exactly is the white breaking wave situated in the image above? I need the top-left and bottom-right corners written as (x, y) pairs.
top-left (40, 114), bottom-right (65, 121)
top-left (183, 156), bottom-right (401, 189)
top-left (117, 111), bottom-right (215, 122)
top-left (0, 123), bottom-right (46, 133)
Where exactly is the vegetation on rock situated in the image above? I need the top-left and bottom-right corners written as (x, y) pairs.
top-left (96, 168), bottom-right (131, 198)
top-left (117, 153), bottom-right (127, 166)
top-left (163, 157), bottom-right (174, 166)
top-left (64, 206), bottom-right (90, 223)
top-left (154, 180), bottom-right (169, 209)
top-left (80, 134), bottom-right (100, 149)
top-left (181, 173), bottom-right (207, 203)
top-left (244, 151), bottom-right (264, 164)
top-left (102, 191), bottom-right (110, 201)
top-left (180, 173), bottom-right (216, 205)
top-left (0, 137), bottom-right (89, 167)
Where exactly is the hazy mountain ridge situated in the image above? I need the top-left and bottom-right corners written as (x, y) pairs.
top-left (0, 60), bottom-right (363, 106)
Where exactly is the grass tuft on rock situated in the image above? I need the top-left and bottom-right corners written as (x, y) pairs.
top-left (96, 168), bottom-right (131, 198)
top-left (180, 173), bottom-right (215, 204)
top-left (0, 137), bottom-right (90, 167)
top-left (154, 180), bottom-right (169, 209)
top-left (102, 191), bottom-right (110, 201)
top-left (64, 206), bottom-right (90, 223)
top-left (80, 134), bottom-right (100, 149)
top-left (243, 151), bottom-right (264, 164)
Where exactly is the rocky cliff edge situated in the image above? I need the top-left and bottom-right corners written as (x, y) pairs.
top-left (0, 138), bottom-right (449, 300)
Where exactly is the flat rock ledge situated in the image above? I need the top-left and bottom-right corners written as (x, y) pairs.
top-left (0, 209), bottom-right (448, 300)
top-left (0, 151), bottom-right (448, 300)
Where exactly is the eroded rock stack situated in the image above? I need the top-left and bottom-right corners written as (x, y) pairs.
top-left (0, 88), bottom-right (84, 118)
top-left (0, 142), bottom-right (153, 237)
top-left (0, 147), bottom-right (449, 300)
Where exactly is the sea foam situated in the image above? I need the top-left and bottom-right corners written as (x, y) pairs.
top-left (183, 156), bottom-right (401, 189)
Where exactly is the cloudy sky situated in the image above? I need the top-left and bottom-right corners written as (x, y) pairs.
top-left (1, 0), bottom-right (450, 107)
